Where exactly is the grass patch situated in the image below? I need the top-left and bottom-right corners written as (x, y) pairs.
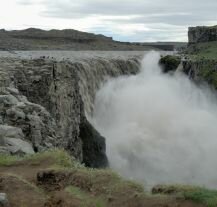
top-left (0, 149), bottom-right (83, 169)
top-left (6, 173), bottom-right (43, 194)
top-left (186, 41), bottom-right (217, 60)
top-left (153, 184), bottom-right (217, 207)
top-left (25, 149), bottom-right (79, 168)
top-left (0, 154), bottom-right (20, 166)
top-left (66, 167), bottom-right (145, 206)
top-left (184, 188), bottom-right (217, 207)
top-left (196, 61), bottom-right (217, 89)
top-left (66, 186), bottom-right (106, 207)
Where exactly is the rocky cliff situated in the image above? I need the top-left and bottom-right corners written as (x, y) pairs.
top-left (182, 59), bottom-right (217, 88)
top-left (183, 25), bottom-right (217, 87)
top-left (0, 52), bottom-right (141, 168)
top-left (188, 25), bottom-right (217, 44)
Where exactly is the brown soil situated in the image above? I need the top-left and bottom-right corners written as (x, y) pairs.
top-left (0, 157), bottom-right (204, 207)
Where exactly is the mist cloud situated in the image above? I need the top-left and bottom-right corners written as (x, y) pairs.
top-left (92, 51), bottom-right (217, 189)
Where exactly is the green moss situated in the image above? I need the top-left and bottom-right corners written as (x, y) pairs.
top-left (159, 55), bottom-right (181, 72)
top-left (186, 41), bottom-right (217, 60)
top-left (65, 186), bottom-right (106, 207)
top-left (0, 154), bottom-right (20, 166)
top-left (197, 61), bottom-right (217, 89)
top-left (152, 184), bottom-right (217, 207)
top-left (0, 149), bottom-right (83, 169)
top-left (26, 149), bottom-right (78, 168)
top-left (184, 188), bottom-right (217, 207)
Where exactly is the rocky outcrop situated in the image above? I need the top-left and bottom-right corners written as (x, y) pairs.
top-left (188, 25), bottom-right (217, 44)
top-left (159, 55), bottom-right (181, 73)
top-left (182, 59), bottom-right (217, 87)
top-left (0, 85), bottom-right (57, 155)
top-left (0, 53), bottom-right (141, 167)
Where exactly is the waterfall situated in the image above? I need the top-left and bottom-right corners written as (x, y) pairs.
top-left (92, 51), bottom-right (217, 189)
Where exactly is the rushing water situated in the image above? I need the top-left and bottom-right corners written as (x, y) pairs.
top-left (92, 51), bottom-right (217, 189)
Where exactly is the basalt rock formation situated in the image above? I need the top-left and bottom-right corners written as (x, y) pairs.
top-left (0, 52), bottom-right (141, 167)
top-left (183, 26), bottom-right (217, 87)
top-left (188, 25), bottom-right (217, 44)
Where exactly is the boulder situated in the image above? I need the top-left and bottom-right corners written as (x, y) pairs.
top-left (4, 138), bottom-right (34, 155)
top-left (0, 125), bottom-right (34, 155)
top-left (0, 125), bottom-right (24, 140)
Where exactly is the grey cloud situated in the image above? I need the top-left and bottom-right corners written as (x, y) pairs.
top-left (16, 0), bottom-right (217, 41)
top-left (39, 0), bottom-right (217, 28)
top-left (40, 0), bottom-right (217, 19)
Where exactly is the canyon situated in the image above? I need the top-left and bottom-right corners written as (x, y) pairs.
top-left (0, 25), bottom-right (217, 207)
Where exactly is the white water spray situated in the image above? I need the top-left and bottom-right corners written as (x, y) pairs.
top-left (92, 51), bottom-right (217, 189)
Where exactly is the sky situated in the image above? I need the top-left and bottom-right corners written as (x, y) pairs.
top-left (0, 0), bottom-right (217, 42)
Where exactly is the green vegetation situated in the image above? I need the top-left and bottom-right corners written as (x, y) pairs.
top-left (6, 173), bottom-right (43, 193)
top-left (65, 186), bottom-right (106, 207)
top-left (25, 148), bottom-right (80, 168)
top-left (0, 154), bottom-right (20, 166)
top-left (153, 185), bottom-right (217, 207)
top-left (196, 61), bottom-right (217, 89)
top-left (0, 149), bottom-right (145, 206)
top-left (62, 166), bottom-right (144, 206)
top-left (159, 55), bottom-right (181, 72)
top-left (184, 188), bottom-right (217, 207)
top-left (186, 41), bottom-right (217, 60)
top-left (184, 41), bottom-right (217, 89)
top-left (2, 150), bottom-right (217, 206)
top-left (0, 148), bottom-right (82, 168)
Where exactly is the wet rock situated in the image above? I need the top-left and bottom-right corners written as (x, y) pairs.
top-left (0, 193), bottom-right (9, 207)
top-left (80, 117), bottom-right (109, 168)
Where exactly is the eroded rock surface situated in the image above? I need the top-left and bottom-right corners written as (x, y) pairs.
top-left (188, 25), bottom-right (217, 44)
top-left (0, 52), bottom-right (141, 167)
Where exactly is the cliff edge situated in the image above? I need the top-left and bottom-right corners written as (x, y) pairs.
top-left (0, 52), bottom-right (141, 168)
top-left (188, 25), bottom-right (217, 44)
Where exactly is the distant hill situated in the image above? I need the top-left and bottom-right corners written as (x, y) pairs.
top-left (133, 42), bottom-right (187, 51)
top-left (0, 28), bottom-right (180, 51)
